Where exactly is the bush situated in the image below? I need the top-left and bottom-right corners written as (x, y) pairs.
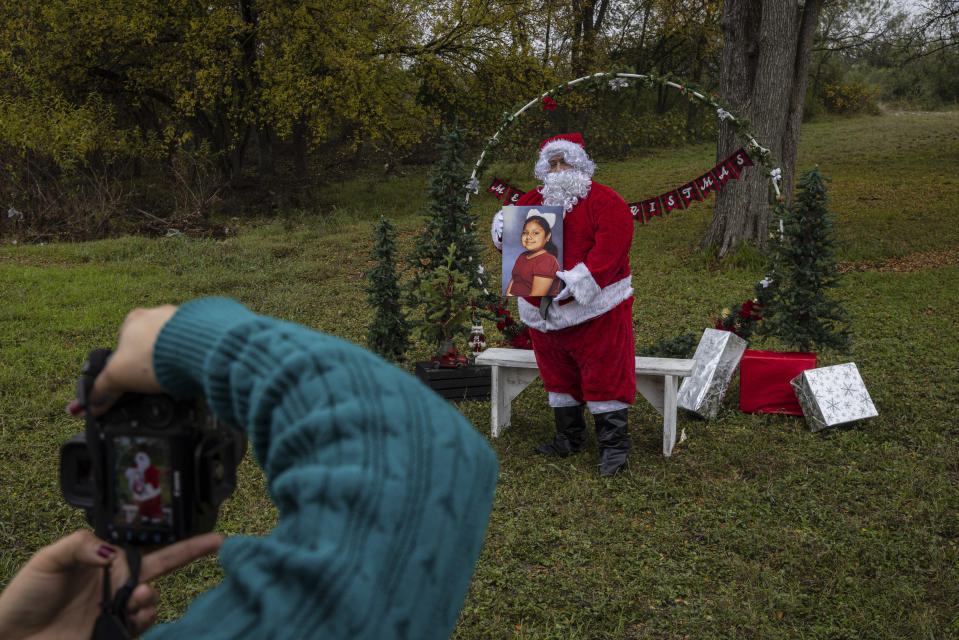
top-left (365, 216), bottom-right (409, 362)
top-left (822, 82), bottom-right (880, 115)
top-left (479, 82), bottom-right (719, 165)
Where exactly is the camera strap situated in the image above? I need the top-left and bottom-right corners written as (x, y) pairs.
top-left (91, 546), bottom-right (141, 640)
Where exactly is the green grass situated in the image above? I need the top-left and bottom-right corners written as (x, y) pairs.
top-left (2, 110), bottom-right (958, 638)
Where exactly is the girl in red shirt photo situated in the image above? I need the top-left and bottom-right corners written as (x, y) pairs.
top-left (506, 214), bottom-right (562, 297)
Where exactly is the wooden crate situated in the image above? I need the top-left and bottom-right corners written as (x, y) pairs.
top-left (414, 362), bottom-right (491, 401)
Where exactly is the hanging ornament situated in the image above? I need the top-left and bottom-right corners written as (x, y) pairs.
top-left (468, 323), bottom-right (488, 354)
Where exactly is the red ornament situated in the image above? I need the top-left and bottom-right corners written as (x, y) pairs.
top-left (542, 96), bottom-right (558, 111)
top-left (738, 299), bottom-right (762, 320)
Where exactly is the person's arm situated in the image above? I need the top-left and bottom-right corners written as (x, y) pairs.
top-left (557, 186), bottom-right (633, 305)
top-left (506, 278), bottom-right (514, 296)
top-left (528, 276), bottom-right (555, 297)
top-left (142, 298), bottom-right (498, 639)
top-left (529, 254), bottom-right (560, 297)
top-left (0, 305), bottom-right (222, 640)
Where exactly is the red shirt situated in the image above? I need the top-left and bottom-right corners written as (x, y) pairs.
top-left (510, 251), bottom-right (561, 296)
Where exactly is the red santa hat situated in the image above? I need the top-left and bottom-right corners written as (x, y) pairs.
top-left (539, 133), bottom-right (584, 151)
top-left (535, 133), bottom-right (596, 181)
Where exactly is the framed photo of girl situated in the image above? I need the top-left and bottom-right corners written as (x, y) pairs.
top-left (501, 205), bottom-right (565, 297)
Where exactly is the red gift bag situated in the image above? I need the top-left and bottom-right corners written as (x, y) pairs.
top-left (739, 350), bottom-right (817, 415)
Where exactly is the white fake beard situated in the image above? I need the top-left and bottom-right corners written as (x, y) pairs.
top-left (540, 169), bottom-right (592, 213)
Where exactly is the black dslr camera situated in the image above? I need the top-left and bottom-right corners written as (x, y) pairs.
top-left (60, 349), bottom-right (247, 546)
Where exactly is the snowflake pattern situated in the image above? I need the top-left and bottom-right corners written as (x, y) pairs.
top-left (792, 363), bottom-right (878, 432)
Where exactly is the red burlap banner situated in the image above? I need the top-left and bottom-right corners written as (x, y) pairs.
top-left (487, 148), bottom-right (755, 224)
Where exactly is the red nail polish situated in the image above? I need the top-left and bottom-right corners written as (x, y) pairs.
top-left (97, 545), bottom-right (116, 559)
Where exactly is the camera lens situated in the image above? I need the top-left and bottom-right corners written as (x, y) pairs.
top-left (142, 397), bottom-right (175, 429)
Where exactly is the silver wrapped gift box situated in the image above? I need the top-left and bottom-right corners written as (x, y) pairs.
top-left (790, 363), bottom-right (878, 432)
top-left (677, 328), bottom-right (747, 418)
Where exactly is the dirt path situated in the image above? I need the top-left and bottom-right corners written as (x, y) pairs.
top-left (837, 247), bottom-right (959, 273)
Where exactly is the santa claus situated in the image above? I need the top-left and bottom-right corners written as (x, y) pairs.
top-left (125, 451), bottom-right (164, 523)
top-left (492, 133), bottom-right (635, 475)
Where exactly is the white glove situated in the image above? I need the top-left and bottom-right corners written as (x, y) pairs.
top-left (553, 271), bottom-right (574, 302)
top-left (490, 210), bottom-right (504, 250)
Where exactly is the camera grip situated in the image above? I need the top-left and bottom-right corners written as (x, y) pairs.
top-left (78, 349), bottom-right (113, 409)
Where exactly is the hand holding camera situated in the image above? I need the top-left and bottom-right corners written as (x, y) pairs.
top-left (0, 529), bottom-right (222, 640)
top-left (0, 306), bottom-right (229, 640)
top-left (83, 305), bottom-right (178, 417)
top-left (61, 305), bottom-right (246, 547)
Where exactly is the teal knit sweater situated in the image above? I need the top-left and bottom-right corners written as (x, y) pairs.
top-left (144, 298), bottom-right (498, 639)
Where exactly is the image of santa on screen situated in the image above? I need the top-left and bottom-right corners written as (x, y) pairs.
top-left (124, 451), bottom-right (164, 524)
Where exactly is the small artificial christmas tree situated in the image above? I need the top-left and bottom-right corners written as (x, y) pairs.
top-left (407, 243), bottom-right (483, 360)
top-left (757, 166), bottom-right (850, 353)
top-left (407, 126), bottom-right (492, 357)
top-left (365, 216), bottom-right (410, 361)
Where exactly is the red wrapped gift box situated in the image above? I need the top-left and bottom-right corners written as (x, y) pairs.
top-left (739, 350), bottom-right (817, 415)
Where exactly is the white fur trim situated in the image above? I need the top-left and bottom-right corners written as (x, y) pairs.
top-left (519, 275), bottom-right (633, 331)
top-left (549, 392), bottom-right (581, 408)
top-left (553, 284), bottom-right (574, 302)
top-left (557, 263), bottom-right (601, 306)
top-left (587, 400), bottom-right (630, 413)
top-left (541, 139), bottom-right (584, 161)
top-left (491, 210), bottom-right (504, 250)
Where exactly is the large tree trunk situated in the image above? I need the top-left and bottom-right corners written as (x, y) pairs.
top-left (700, 0), bottom-right (823, 258)
top-left (571, 0), bottom-right (611, 74)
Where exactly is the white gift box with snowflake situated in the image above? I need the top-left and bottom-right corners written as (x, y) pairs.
top-left (790, 363), bottom-right (878, 432)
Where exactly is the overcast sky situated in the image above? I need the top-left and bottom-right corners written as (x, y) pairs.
top-left (895, 0), bottom-right (926, 16)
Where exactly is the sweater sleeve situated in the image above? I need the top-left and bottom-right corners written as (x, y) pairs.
top-left (144, 298), bottom-right (498, 640)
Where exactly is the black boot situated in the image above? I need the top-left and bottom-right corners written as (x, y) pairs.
top-left (535, 405), bottom-right (588, 457)
top-left (594, 409), bottom-right (630, 476)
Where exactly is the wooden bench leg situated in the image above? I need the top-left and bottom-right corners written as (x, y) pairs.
top-left (490, 365), bottom-right (506, 438)
top-left (490, 366), bottom-right (541, 438)
top-left (635, 374), bottom-right (665, 414)
top-left (663, 374), bottom-right (678, 457)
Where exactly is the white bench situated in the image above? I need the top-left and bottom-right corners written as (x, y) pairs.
top-left (474, 347), bottom-right (697, 457)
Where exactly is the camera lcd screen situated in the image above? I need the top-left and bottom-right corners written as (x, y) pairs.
top-left (112, 436), bottom-right (174, 530)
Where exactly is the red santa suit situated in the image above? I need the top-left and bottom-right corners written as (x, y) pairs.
top-left (131, 451), bottom-right (163, 522)
top-left (514, 182), bottom-right (636, 405)
top-left (490, 133), bottom-right (635, 475)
